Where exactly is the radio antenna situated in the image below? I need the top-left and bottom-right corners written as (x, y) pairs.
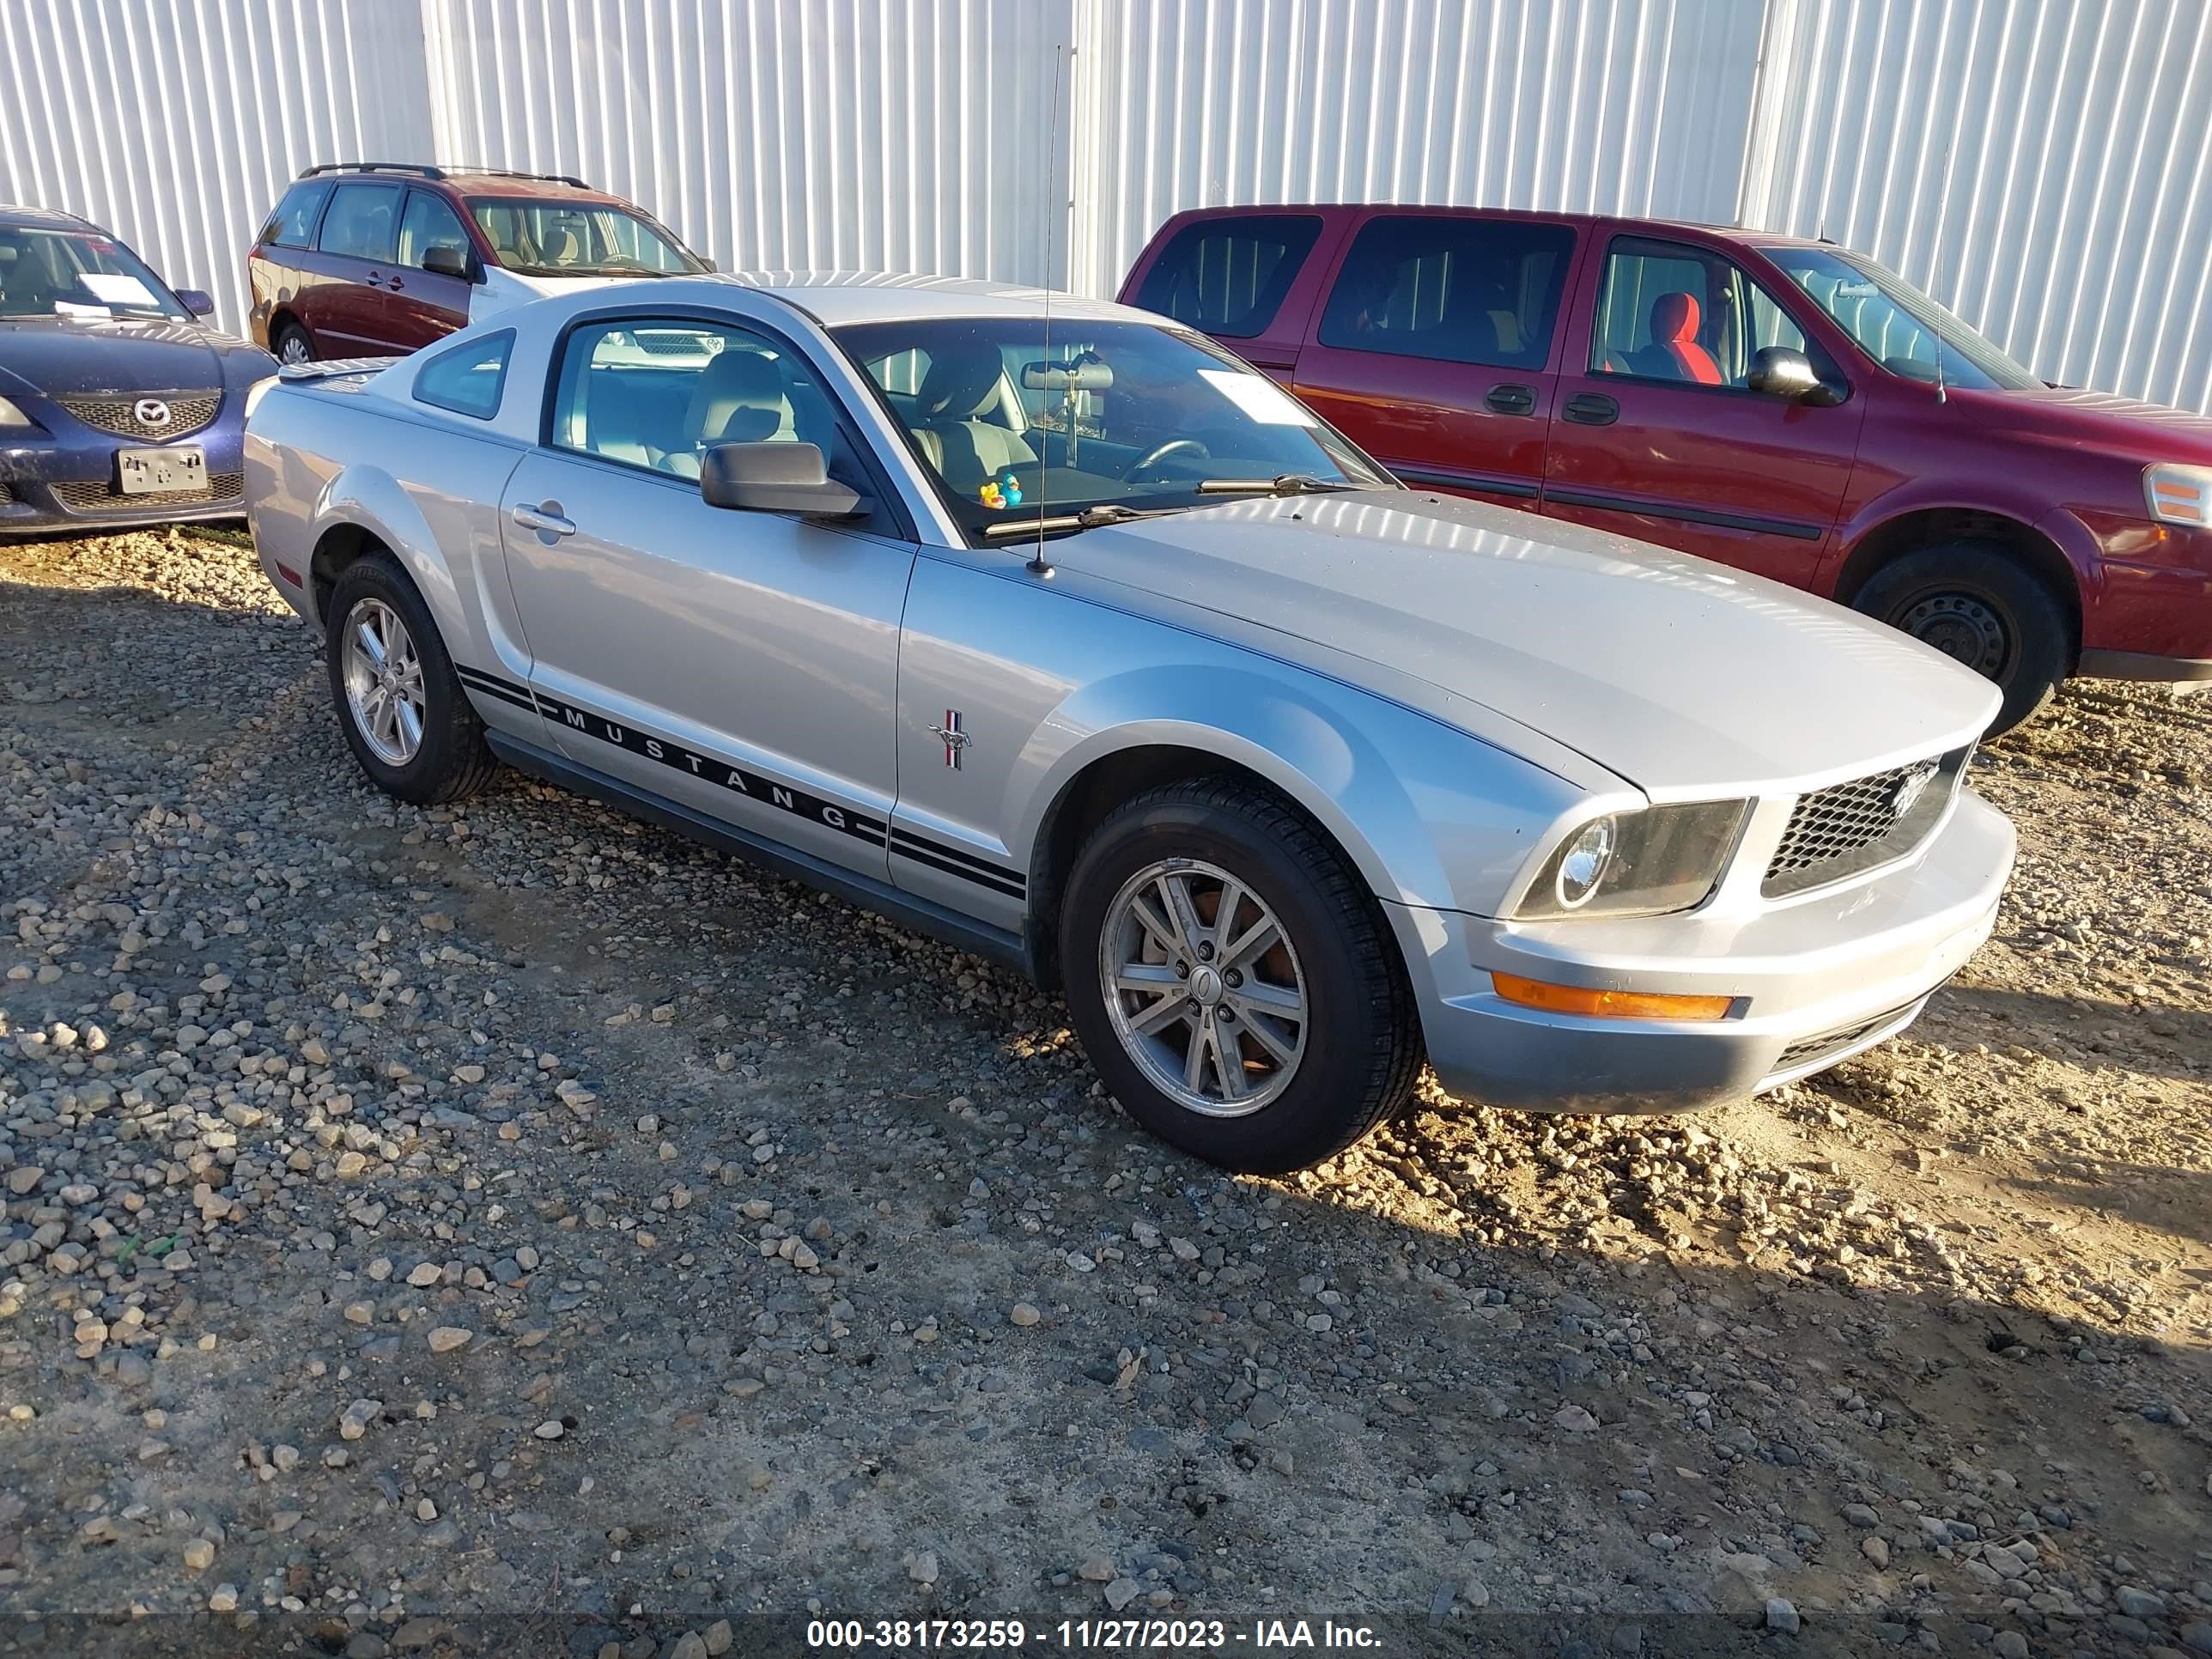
top-left (1929, 120), bottom-right (1955, 404)
top-left (1029, 39), bottom-right (1062, 578)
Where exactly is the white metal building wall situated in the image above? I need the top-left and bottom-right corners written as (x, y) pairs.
top-left (3, 0), bottom-right (2210, 411)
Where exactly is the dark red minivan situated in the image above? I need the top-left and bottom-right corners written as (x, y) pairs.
top-left (1121, 206), bottom-right (2212, 732)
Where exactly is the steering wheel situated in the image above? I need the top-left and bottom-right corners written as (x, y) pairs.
top-left (1127, 438), bottom-right (1210, 483)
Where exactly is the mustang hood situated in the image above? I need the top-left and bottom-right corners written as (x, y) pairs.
top-left (1060, 492), bottom-right (1999, 796)
top-left (0, 315), bottom-right (270, 396)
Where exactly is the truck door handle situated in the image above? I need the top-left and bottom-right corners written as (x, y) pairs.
top-left (1562, 393), bottom-right (1620, 427)
top-left (1485, 383), bottom-right (1537, 416)
top-left (386, 275), bottom-right (405, 292)
top-left (510, 501), bottom-right (576, 538)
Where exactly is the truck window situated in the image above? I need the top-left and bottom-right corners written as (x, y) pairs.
top-left (1591, 237), bottom-right (1818, 388)
top-left (1317, 215), bottom-right (1575, 371)
top-left (1133, 215), bottom-right (1322, 340)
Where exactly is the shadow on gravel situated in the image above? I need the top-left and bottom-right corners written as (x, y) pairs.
top-left (1939, 984), bottom-right (2212, 1090)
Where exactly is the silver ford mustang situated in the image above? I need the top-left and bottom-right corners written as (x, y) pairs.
top-left (243, 273), bottom-right (2014, 1174)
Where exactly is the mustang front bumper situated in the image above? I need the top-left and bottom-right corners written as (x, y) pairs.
top-left (1396, 791), bottom-right (2015, 1115)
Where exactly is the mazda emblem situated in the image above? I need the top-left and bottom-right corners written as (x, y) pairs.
top-left (134, 398), bottom-right (173, 428)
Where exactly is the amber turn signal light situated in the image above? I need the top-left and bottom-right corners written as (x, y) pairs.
top-left (1492, 972), bottom-right (1733, 1022)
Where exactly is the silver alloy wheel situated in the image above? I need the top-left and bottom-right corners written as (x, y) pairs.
top-left (278, 331), bottom-right (312, 366)
top-left (341, 598), bottom-right (427, 766)
top-left (1097, 858), bottom-right (1309, 1118)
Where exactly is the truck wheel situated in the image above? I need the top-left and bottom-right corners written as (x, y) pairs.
top-left (1851, 543), bottom-right (2071, 736)
top-left (1060, 778), bottom-right (1424, 1175)
top-left (325, 554), bottom-right (498, 805)
top-left (273, 320), bottom-right (315, 366)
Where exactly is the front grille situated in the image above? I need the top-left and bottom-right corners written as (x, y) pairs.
top-left (56, 392), bottom-right (222, 439)
top-left (1762, 745), bottom-right (1972, 899)
top-left (1771, 1000), bottom-right (1921, 1075)
top-left (51, 473), bottom-right (244, 512)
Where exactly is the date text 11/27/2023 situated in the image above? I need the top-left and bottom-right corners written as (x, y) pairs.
top-left (805, 1620), bottom-right (1384, 1650)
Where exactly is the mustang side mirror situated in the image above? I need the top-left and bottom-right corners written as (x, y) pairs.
top-left (175, 289), bottom-right (216, 318)
top-left (1747, 345), bottom-right (1843, 406)
top-left (422, 245), bottom-right (477, 283)
top-left (700, 442), bottom-right (864, 519)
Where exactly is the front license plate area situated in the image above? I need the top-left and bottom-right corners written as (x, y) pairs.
top-left (117, 447), bottom-right (206, 495)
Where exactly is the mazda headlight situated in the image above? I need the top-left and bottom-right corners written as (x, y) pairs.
top-left (2145, 462), bottom-right (2212, 527)
top-left (1512, 801), bottom-right (1749, 921)
top-left (0, 395), bottom-right (40, 432)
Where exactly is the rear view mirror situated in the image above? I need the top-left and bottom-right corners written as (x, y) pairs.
top-left (1747, 345), bottom-right (1842, 406)
top-left (174, 289), bottom-right (216, 318)
top-left (1022, 358), bottom-right (1113, 392)
top-left (422, 245), bottom-right (476, 282)
top-left (700, 442), bottom-right (863, 519)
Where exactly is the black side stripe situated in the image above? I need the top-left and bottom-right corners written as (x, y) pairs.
top-left (1543, 486), bottom-right (1825, 542)
top-left (890, 833), bottom-right (1027, 898)
top-left (455, 665), bottom-right (538, 713)
top-left (890, 827), bottom-right (1024, 885)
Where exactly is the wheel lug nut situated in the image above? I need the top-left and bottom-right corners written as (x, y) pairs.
top-left (1197, 942), bottom-right (1214, 961)
top-left (1175, 962), bottom-right (1189, 979)
top-left (1224, 969), bottom-right (1242, 988)
top-left (1184, 1000), bottom-right (1200, 1014)
top-left (1218, 1007), bottom-right (1235, 1024)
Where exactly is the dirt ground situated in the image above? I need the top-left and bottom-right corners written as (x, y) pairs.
top-left (1, 526), bottom-right (2208, 1658)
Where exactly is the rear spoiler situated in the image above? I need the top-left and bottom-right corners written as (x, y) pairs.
top-left (277, 356), bottom-right (402, 383)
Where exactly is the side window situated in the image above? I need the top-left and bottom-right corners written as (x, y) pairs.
top-left (1591, 238), bottom-right (1816, 388)
top-left (1133, 215), bottom-right (1322, 339)
top-left (397, 191), bottom-right (471, 270)
top-left (318, 182), bottom-right (403, 262)
top-left (550, 317), bottom-right (838, 483)
top-left (1317, 215), bottom-right (1576, 370)
top-left (413, 330), bottom-right (512, 420)
top-left (261, 180), bottom-right (331, 250)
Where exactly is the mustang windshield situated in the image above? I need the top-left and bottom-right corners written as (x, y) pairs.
top-left (0, 227), bottom-right (187, 320)
top-left (1763, 246), bottom-right (2039, 392)
top-left (465, 199), bottom-right (706, 279)
top-left (836, 318), bottom-right (1391, 538)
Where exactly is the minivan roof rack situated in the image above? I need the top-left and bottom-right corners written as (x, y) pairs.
top-left (298, 161), bottom-right (595, 190)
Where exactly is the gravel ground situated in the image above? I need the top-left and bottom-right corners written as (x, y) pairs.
top-left (0, 526), bottom-right (2208, 1659)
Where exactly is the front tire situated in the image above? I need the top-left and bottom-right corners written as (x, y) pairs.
top-left (325, 555), bottom-right (497, 805)
top-left (1060, 779), bottom-right (1423, 1174)
top-left (272, 320), bottom-right (315, 366)
top-left (1851, 543), bottom-right (2071, 736)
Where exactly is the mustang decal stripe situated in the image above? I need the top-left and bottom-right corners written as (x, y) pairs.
top-left (888, 827), bottom-right (1026, 889)
top-left (890, 839), bottom-right (1028, 898)
top-left (454, 666), bottom-right (538, 713)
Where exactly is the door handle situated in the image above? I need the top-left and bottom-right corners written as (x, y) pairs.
top-left (1485, 383), bottom-right (1537, 416)
top-left (387, 275), bottom-right (405, 292)
top-left (510, 501), bottom-right (576, 538)
top-left (1562, 392), bottom-right (1620, 427)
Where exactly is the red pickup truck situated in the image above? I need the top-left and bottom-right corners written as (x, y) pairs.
top-left (1121, 205), bottom-right (2212, 732)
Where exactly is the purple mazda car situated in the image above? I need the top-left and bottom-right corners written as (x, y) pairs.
top-left (1, 204), bottom-right (276, 533)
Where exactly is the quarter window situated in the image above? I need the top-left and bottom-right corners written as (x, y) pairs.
top-left (1318, 215), bottom-right (1576, 370)
top-left (397, 191), bottom-right (471, 271)
top-left (261, 180), bottom-right (331, 250)
top-left (1590, 238), bottom-right (1818, 389)
top-left (413, 331), bottom-right (512, 421)
top-left (318, 182), bottom-right (403, 262)
top-left (1133, 215), bottom-right (1322, 340)
top-left (550, 317), bottom-right (842, 483)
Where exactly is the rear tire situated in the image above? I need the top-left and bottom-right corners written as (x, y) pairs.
top-left (325, 554), bottom-right (497, 805)
top-left (1851, 542), bottom-right (2071, 736)
top-left (272, 320), bottom-right (315, 367)
top-left (1060, 778), bottom-right (1424, 1174)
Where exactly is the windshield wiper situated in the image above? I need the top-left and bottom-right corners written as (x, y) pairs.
top-left (981, 502), bottom-right (1169, 540)
top-left (1192, 472), bottom-right (1359, 497)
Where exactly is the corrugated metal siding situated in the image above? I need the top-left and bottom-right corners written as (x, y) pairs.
top-left (1068, 0), bottom-right (1767, 297)
top-left (3, 0), bottom-right (2209, 410)
top-left (1739, 0), bottom-right (2212, 410)
top-left (0, 0), bottom-right (438, 337)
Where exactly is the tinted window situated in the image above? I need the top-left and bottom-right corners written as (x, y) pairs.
top-left (261, 180), bottom-right (331, 250)
top-left (1591, 237), bottom-right (1825, 389)
top-left (413, 330), bottom-right (511, 420)
top-left (550, 318), bottom-right (842, 482)
top-left (397, 191), bottom-right (471, 270)
top-left (1319, 216), bottom-right (1575, 369)
top-left (1133, 215), bottom-right (1322, 340)
top-left (318, 182), bottom-right (403, 262)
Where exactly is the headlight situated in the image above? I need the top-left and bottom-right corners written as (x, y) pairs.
top-left (0, 395), bottom-right (40, 432)
top-left (243, 375), bottom-right (279, 422)
top-left (1512, 801), bottom-right (1749, 921)
top-left (2145, 462), bottom-right (2212, 527)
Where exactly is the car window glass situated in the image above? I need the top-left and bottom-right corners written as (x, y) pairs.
top-left (467, 200), bottom-right (699, 277)
top-left (397, 191), bottom-right (471, 270)
top-left (0, 227), bottom-right (185, 319)
top-left (413, 330), bottom-right (511, 420)
top-left (263, 180), bottom-right (331, 250)
top-left (1591, 238), bottom-right (1819, 388)
top-left (550, 317), bottom-right (843, 483)
top-left (1763, 246), bottom-right (2038, 390)
top-left (1133, 215), bottom-right (1322, 339)
top-left (318, 183), bottom-right (403, 262)
top-left (1317, 215), bottom-right (1575, 370)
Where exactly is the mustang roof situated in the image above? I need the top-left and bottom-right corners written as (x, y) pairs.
top-left (716, 270), bottom-right (1160, 327)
